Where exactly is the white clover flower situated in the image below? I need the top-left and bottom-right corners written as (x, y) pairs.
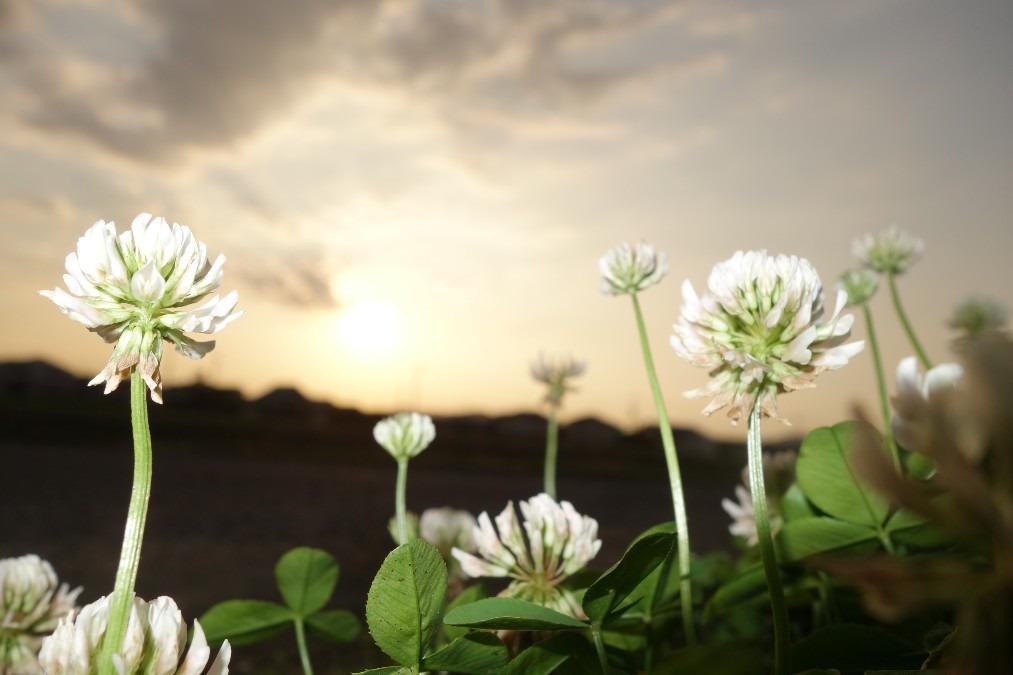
top-left (373, 412), bottom-right (436, 461)
top-left (949, 296), bottom-right (1008, 337)
top-left (724, 451), bottom-right (796, 545)
top-left (530, 354), bottom-right (587, 407)
top-left (671, 250), bottom-right (865, 424)
top-left (38, 594), bottom-right (230, 675)
top-left (598, 241), bottom-right (668, 296)
top-left (852, 226), bottom-right (925, 275)
top-left (39, 214), bottom-right (243, 403)
top-left (891, 356), bottom-right (965, 454)
top-left (419, 507), bottom-right (477, 586)
top-left (451, 493), bottom-right (601, 618)
top-left (0, 555), bottom-right (81, 673)
top-left (838, 268), bottom-right (879, 306)
top-left (420, 507), bottom-right (477, 559)
top-left (721, 485), bottom-right (762, 546)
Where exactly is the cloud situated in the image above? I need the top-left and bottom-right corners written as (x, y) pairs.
top-left (9, 0), bottom-right (726, 163)
top-left (236, 251), bottom-right (340, 310)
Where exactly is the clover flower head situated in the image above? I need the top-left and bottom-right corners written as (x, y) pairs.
top-left (598, 241), bottom-right (668, 296)
top-left (721, 485), bottom-right (764, 546)
top-left (1, 555), bottom-right (81, 672)
top-left (724, 450), bottom-right (796, 546)
top-left (852, 226), bottom-right (925, 275)
top-left (38, 594), bottom-right (230, 675)
top-left (420, 507), bottom-right (477, 558)
top-left (451, 493), bottom-right (601, 618)
top-left (739, 448), bottom-right (798, 498)
top-left (419, 507), bottom-right (477, 586)
top-left (891, 356), bottom-right (966, 455)
top-left (838, 268), bottom-right (879, 306)
top-left (530, 354), bottom-right (587, 407)
top-left (39, 214), bottom-right (243, 403)
top-left (949, 295), bottom-right (1008, 337)
top-left (373, 412), bottom-right (436, 461)
top-left (671, 250), bottom-right (865, 424)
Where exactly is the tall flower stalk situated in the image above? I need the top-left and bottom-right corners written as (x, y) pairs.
top-left (840, 268), bottom-right (900, 470)
top-left (746, 404), bottom-right (790, 674)
top-left (40, 214), bottom-right (242, 674)
top-left (854, 226), bottom-right (931, 369)
top-left (672, 250), bottom-right (865, 675)
top-left (599, 241), bottom-right (696, 646)
top-left (530, 354), bottom-right (586, 499)
top-left (374, 412), bottom-right (436, 546)
top-left (100, 371), bottom-right (155, 672)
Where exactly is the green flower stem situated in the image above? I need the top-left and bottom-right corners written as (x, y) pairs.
top-left (887, 272), bottom-right (931, 369)
top-left (294, 617), bottom-right (315, 675)
top-left (747, 403), bottom-right (790, 675)
top-left (862, 303), bottom-right (901, 471)
top-left (97, 371), bottom-right (153, 675)
top-left (590, 625), bottom-right (609, 675)
top-left (630, 294), bottom-right (697, 646)
top-left (395, 459), bottom-right (410, 546)
top-left (543, 410), bottom-right (559, 499)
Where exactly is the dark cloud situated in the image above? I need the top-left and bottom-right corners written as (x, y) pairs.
top-left (14, 0), bottom-right (705, 163)
top-left (236, 252), bottom-right (340, 310)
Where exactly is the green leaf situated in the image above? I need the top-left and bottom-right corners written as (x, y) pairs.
top-left (796, 422), bottom-right (890, 528)
top-left (652, 644), bottom-right (765, 675)
top-left (443, 584), bottom-right (489, 641)
top-left (501, 633), bottom-right (597, 675)
top-left (780, 483), bottom-right (817, 522)
top-left (776, 518), bottom-right (879, 562)
top-left (305, 609), bottom-right (360, 644)
top-left (444, 597), bottom-right (586, 631)
top-left (275, 547), bottom-right (339, 615)
top-left (366, 540), bottom-right (448, 667)
top-left (582, 531), bottom-right (676, 622)
top-left (791, 623), bottom-right (922, 673)
top-left (198, 600), bottom-right (293, 647)
top-left (352, 667), bottom-right (412, 675)
top-left (703, 565), bottom-right (767, 620)
top-left (422, 633), bottom-right (509, 674)
top-left (884, 508), bottom-right (953, 549)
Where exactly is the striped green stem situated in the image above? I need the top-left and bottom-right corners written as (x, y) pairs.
top-left (97, 371), bottom-right (153, 674)
top-left (747, 403), bottom-right (789, 675)
top-left (631, 294), bottom-right (697, 646)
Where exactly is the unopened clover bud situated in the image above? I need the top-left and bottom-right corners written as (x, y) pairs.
top-left (373, 412), bottom-right (436, 461)
top-left (598, 241), bottom-right (668, 295)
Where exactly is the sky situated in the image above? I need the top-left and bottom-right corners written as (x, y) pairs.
top-left (1, 0), bottom-right (1011, 442)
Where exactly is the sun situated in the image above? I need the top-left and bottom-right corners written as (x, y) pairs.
top-left (333, 300), bottom-right (403, 358)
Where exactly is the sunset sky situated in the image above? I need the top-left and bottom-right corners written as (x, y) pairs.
top-left (2, 0), bottom-right (1011, 442)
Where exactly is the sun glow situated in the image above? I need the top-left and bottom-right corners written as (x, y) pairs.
top-left (334, 300), bottom-right (403, 358)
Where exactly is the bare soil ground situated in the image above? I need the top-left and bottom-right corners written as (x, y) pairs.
top-left (2, 437), bottom-right (740, 673)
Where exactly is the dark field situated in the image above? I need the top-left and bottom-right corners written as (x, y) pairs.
top-left (0, 362), bottom-right (789, 672)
